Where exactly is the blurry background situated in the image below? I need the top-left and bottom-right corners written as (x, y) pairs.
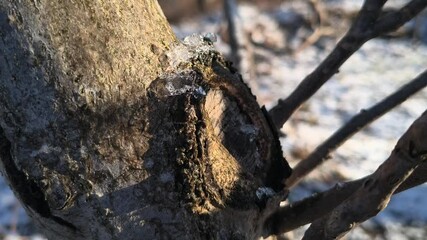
top-left (1, 0), bottom-right (427, 239)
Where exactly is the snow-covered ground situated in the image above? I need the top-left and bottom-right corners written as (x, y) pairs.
top-left (1, 2), bottom-right (426, 239)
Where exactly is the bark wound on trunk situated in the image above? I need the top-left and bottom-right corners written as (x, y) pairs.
top-left (0, 1), bottom-right (291, 239)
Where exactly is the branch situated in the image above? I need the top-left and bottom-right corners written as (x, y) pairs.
top-left (264, 158), bottom-right (427, 236)
top-left (263, 178), bottom-right (366, 235)
top-left (294, 0), bottom-right (325, 54)
top-left (286, 70), bottom-right (427, 188)
top-left (224, 0), bottom-right (241, 67)
top-left (302, 110), bottom-right (427, 239)
top-left (269, 0), bottom-right (427, 128)
top-left (223, 0), bottom-right (257, 83)
top-left (373, 0), bottom-right (427, 36)
top-left (264, 112), bottom-right (427, 236)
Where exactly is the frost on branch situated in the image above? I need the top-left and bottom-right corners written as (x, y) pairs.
top-left (166, 33), bottom-right (219, 70)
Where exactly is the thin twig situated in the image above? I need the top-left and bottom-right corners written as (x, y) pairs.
top-left (269, 0), bottom-right (427, 128)
top-left (294, 0), bottom-right (335, 54)
top-left (286, 70), bottom-right (427, 188)
top-left (224, 0), bottom-right (240, 68)
top-left (293, 27), bottom-right (335, 55)
top-left (197, 0), bottom-right (206, 12)
top-left (11, 199), bottom-right (21, 234)
top-left (223, 0), bottom-right (258, 90)
top-left (241, 31), bottom-right (257, 88)
top-left (263, 110), bottom-right (427, 237)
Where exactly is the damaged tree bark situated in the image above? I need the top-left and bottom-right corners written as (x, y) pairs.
top-left (2, 0), bottom-right (427, 239)
top-left (0, 1), bottom-right (290, 239)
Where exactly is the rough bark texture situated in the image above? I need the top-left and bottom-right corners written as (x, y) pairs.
top-left (0, 0), bottom-right (291, 239)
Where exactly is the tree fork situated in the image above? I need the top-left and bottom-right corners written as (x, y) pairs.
top-left (0, 1), bottom-right (291, 239)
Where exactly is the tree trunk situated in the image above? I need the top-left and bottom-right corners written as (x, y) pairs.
top-left (0, 1), bottom-right (291, 239)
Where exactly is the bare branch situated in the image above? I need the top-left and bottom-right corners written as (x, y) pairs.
top-left (263, 158), bottom-right (427, 236)
top-left (263, 110), bottom-right (427, 237)
top-left (223, 0), bottom-right (257, 83)
top-left (294, 0), bottom-right (332, 54)
top-left (373, 0), bottom-right (427, 37)
top-left (349, 0), bottom-right (387, 36)
top-left (302, 110), bottom-right (427, 239)
top-left (268, 0), bottom-right (427, 128)
top-left (286, 70), bottom-right (427, 188)
top-left (224, 0), bottom-right (241, 67)
top-left (263, 178), bottom-right (366, 236)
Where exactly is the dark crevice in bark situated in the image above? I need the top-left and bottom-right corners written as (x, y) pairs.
top-left (49, 216), bottom-right (78, 232)
top-left (212, 60), bottom-right (292, 191)
top-left (261, 106), bottom-right (292, 192)
top-left (0, 127), bottom-right (78, 232)
top-left (193, 95), bottom-right (225, 206)
top-left (148, 71), bottom-right (224, 211)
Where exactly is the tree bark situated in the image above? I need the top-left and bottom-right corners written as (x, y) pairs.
top-left (0, 0), bottom-right (291, 239)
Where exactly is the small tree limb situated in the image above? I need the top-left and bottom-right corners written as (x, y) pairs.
top-left (269, 0), bottom-right (427, 128)
top-left (263, 110), bottom-right (427, 237)
top-left (286, 70), bottom-right (427, 188)
top-left (263, 178), bottom-right (366, 235)
top-left (302, 110), bottom-right (427, 239)
top-left (263, 158), bottom-right (427, 236)
top-left (223, 0), bottom-right (256, 84)
top-left (294, 0), bottom-right (332, 55)
top-left (224, 0), bottom-right (240, 67)
top-left (373, 0), bottom-right (427, 36)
